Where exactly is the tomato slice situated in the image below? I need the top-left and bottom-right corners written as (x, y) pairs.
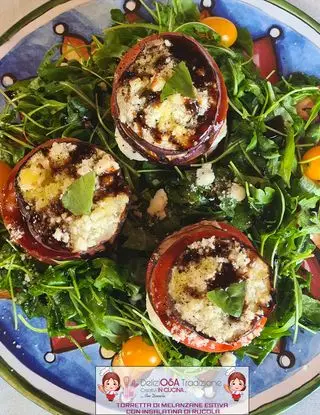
top-left (0, 161), bottom-right (12, 211)
top-left (147, 221), bottom-right (272, 353)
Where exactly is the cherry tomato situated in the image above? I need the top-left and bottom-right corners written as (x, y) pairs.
top-left (112, 353), bottom-right (124, 367)
top-left (200, 16), bottom-right (238, 47)
top-left (0, 161), bottom-right (12, 209)
top-left (0, 289), bottom-right (11, 299)
top-left (120, 336), bottom-right (162, 367)
top-left (302, 145), bottom-right (320, 181)
top-left (62, 36), bottom-right (90, 62)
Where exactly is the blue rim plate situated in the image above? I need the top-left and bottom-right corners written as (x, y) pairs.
top-left (0, 1), bottom-right (319, 414)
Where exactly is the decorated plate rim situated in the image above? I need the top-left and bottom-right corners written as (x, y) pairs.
top-left (0, 0), bottom-right (319, 414)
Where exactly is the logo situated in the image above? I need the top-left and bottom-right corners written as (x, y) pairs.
top-left (224, 370), bottom-right (247, 403)
top-left (97, 368), bottom-right (140, 404)
top-left (96, 366), bottom-right (249, 414)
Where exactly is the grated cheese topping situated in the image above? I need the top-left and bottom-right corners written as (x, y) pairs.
top-left (196, 163), bottom-right (215, 187)
top-left (168, 236), bottom-right (272, 343)
top-left (116, 37), bottom-right (217, 152)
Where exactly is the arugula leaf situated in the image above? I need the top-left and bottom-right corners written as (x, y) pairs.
top-left (236, 28), bottom-right (254, 56)
top-left (110, 9), bottom-right (126, 23)
top-left (298, 176), bottom-right (320, 197)
top-left (161, 61), bottom-right (195, 101)
top-left (219, 197), bottom-right (237, 217)
top-left (298, 196), bottom-right (319, 209)
top-left (62, 171), bottom-right (96, 215)
top-left (231, 203), bottom-right (252, 231)
top-left (305, 124), bottom-right (320, 144)
top-left (299, 294), bottom-right (320, 331)
top-left (279, 128), bottom-right (296, 186)
top-left (207, 281), bottom-right (246, 318)
top-left (93, 258), bottom-right (126, 291)
top-left (246, 131), bottom-right (257, 152)
top-left (236, 337), bottom-right (278, 365)
top-left (249, 186), bottom-right (275, 206)
top-left (0, 140), bottom-right (25, 165)
top-left (172, 0), bottom-right (200, 22)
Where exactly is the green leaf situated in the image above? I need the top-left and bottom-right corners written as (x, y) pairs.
top-left (305, 123), bottom-right (320, 144)
top-left (110, 9), bottom-right (126, 23)
top-left (251, 186), bottom-right (275, 205)
top-left (93, 258), bottom-right (124, 291)
top-left (62, 171), bottom-right (96, 215)
top-left (231, 203), bottom-right (252, 231)
top-left (298, 176), bottom-right (320, 197)
top-left (246, 131), bottom-right (257, 152)
top-left (161, 61), bottom-right (195, 101)
top-left (279, 128), bottom-right (296, 187)
top-left (207, 281), bottom-right (246, 318)
top-left (219, 197), bottom-right (237, 217)
top-left (298, 196), bottom-right (319, 209)
top-left (299, 294), bottom-right (320, 331)
top-left (236, 27), bottom-right (254, 56)
top-left (172, 0), bottom-right (200, 23)
top-left (236, 337), bottom-right (278, 365)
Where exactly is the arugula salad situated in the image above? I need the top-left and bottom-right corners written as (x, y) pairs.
top-left (0, 0), bottom-right (320, 368)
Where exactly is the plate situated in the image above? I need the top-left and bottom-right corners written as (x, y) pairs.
top-left (0, 1), bottom-right (320, 414)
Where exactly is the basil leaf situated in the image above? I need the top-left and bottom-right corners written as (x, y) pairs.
top-left (207, 281), bottom-right (246, 318)
top-left (62, 171), bottom-right (96, 215)
top-left (161, 61), bottom-right (195, 101)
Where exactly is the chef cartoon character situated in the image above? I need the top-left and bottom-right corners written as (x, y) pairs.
top-left (224, 372), bottom-right (246, 402)
top-left (98, 371), bottom-right (121, 401)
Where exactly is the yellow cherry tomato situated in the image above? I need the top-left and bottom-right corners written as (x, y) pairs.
top-left (112, 353), bottom-right (124, 367)
top-left (0, 161), bottom-right (12, 210)
top-left (200, 16), bottom-right (238, 47)
top-left (120, 336), bottom-right (162, 367)
top-left (302, 145), bottom-right (320, 181)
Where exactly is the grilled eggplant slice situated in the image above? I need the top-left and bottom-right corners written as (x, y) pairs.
top-left (111, 33), bottom-right (228, 165)
top-left (2, 139), bottom-right (130, 263)
top-left (147, 221), bottom-right (273, 352)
